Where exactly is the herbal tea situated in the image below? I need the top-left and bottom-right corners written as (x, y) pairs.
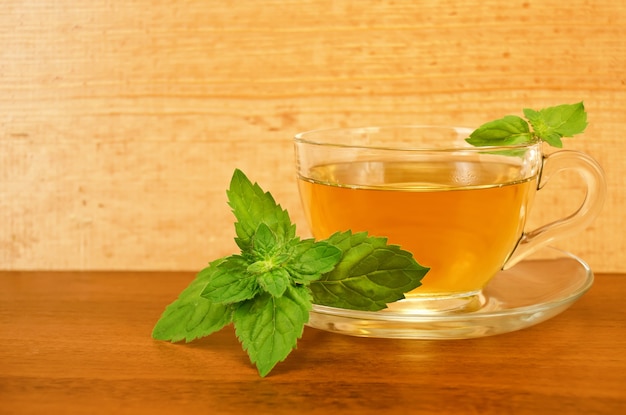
top-left (298, 159), bottom-right (538, 296)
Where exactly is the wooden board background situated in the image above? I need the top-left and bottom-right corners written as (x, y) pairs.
top-left (1, 0), bottom-right (624, 271)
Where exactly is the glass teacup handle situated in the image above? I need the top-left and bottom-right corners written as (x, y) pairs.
top-left (503, 150), bottom-right (607, 269)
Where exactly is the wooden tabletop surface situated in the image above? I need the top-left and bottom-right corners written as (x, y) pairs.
top-left (1, 271), bottom-right (624, 415)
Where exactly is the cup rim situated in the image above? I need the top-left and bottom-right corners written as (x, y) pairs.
top-left (294, 124), bottom-right (542, 152)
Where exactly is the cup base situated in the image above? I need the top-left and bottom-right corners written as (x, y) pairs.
top-left (386, 291), bottom-right (485, 314)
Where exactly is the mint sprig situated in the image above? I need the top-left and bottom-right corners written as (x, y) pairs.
top-left (152, 169), bottom-right (428, 377)
top-left (466, 102), bottom-right (587, 148)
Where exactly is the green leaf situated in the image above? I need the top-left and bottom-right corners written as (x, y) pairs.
top-left (524, 102), bottom-right (587, 148)
top-left (465, 115), bottom-right (532, 147)
top-left (522, 107), bottom-right (541, 122)
top-left (257, 268), bottom-right (291, 297)
top-left (152, 260), bottom-right (233, 343)
top-left (310, 231), bottom-right (429, 311)
top-left (246, 223), bottom-right (294, 275)
top-left (250, 222), bottom-right (279, 257)
top-left (542, 131), bottom-right (565, 148)
top-left (200, 255), bottom-right (259, 304)
top-left (233, 285), bottom-right (312, 377)
top-left (465, 102), bottom-right (587, 150)
top-left (228, 169), bottom-right (296, 253)
top-left (287, 239), bottom-right (343, 284)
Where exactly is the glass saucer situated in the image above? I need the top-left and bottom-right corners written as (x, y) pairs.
top-left (307, 247), bottom-right (593, 339)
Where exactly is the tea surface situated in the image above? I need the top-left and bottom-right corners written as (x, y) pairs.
top-left (298, 160), bottom-right (537, 296)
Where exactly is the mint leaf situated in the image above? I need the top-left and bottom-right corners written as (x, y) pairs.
top-left (257, 268), bottom-right (290, 297)
top-left (245, 223), bottom-right (294, 276)
top-left (524, 102), bottom-right (587, 148)
top-left (310, 231), bottom-right (429, 311)
top-left (152, 260), bottom-right (233, 343)
top-left (200, 255), bottom-right (259, 304)
top-left (465, 115), bottom-right (532, 147)
top-left (250, 222), bottom-right (280, 257)
top-left (466, 102), bottom-right (587, 148)
top-left (287, 239), bottom-right (343, 283)
top-left (233, 285), bottom-right (311, 377)
top-left (523, 107), bottom-right (562, 147)
top-left (228, 169), bottom-right (296, 252)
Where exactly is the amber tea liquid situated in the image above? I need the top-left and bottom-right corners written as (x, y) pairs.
top-left (298, 159), bottom-right (537, 297)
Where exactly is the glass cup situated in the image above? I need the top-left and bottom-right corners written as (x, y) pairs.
top-left (294, 125), bottom-right (606, 313)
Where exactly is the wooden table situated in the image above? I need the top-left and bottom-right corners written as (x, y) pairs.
top-left (1, 271), bottom-right (624, 414)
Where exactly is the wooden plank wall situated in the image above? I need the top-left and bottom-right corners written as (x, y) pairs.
top-left (1, 0), bottom-right (624, 271)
